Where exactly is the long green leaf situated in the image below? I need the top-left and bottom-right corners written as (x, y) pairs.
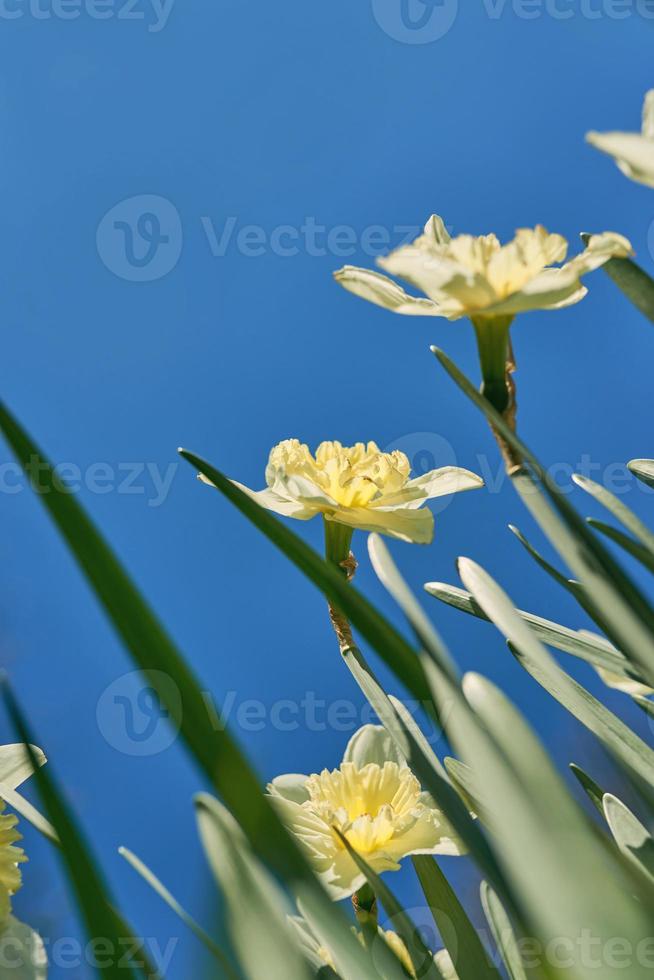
top-left (629, 459), bottom-right (654, 490)
top-left (569, 764), bottom-right (606, 816)
top-left (603, 794), bottom-right (654, 886)
top-left (2, 684), bottom-right (141, 980)
top-left (591, 251), bottom-right (654, 323)
top-left (195, 795), bottom-right (312, 980)
top-left (572, 473), bottom-right (654, 555)
top-left (479, 883), bottom-right (527, 980)
top-left (119, 847), bottom-right (238, 978)
top-left (424, 581), bottom-right (629, 674)
top-left (412, 856), bottom-right (500, 980)
top-left (588, 518), bottom-right (654, 576)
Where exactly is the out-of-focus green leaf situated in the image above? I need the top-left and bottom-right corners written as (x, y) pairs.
top-left (2, 684), bottom-right (142, 980)
top-left (422, 659), bottom-right (654, 978)
top-left (179, 449), bottom-right (431, 707)
top-left (457, 558), bottom-right (654, 795)
top-left (587, 248), bottom-right (654, 324)
top-left (430, 347), bottom-right (654, 688)
top-left (588, 519), bottom-right (654, 576)
top-left (119, 847), bottom-right (238, 978)
top-left (633, 694), bottom-right (654, 719)
top-left (367, 534), bottom-right (458, 681)
top-left (629, 459), bottom-right (654, 490)
top-left (334, 831), bottom-right (442, 980)
top-left (479, 883), bottom-right (527, 980)
top-left (412, 856), bottom-right (501, 980)
top-left (603, 794), bottom-right (654, 886)
top-left (572, 473), bottom-right (654, 555)
top-left (195, 794), bottom-right (312, 980)
top-left (443, 758), bottom-right (484, 817)
top-left (424, 581), bottom-right (628, 674)
top-left (569, 764), bottom-right (606, 815)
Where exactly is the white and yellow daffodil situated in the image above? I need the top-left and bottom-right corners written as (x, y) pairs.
top-left (587, 91), bottom-right (654, 189)
top-left (203, 439), bottom-right (482, 546)
top-left (268, 725), bottom-right (464, 901)
top-left (334, 215), bottom-right (632, 322)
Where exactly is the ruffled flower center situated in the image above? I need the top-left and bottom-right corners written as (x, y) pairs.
top-left (0, 805), bottom-right (26, 924)
top-left (266, 440), bottom-right (411, 509)
top-left (304, 762), bottom-right (423, 854)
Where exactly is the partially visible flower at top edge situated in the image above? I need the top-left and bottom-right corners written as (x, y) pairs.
top-left (587, 90), bottom-right (654, 189)
top-left (268, 724), bottom-right (465, 902)
top-left (200, 439), bottom-right (483, 546)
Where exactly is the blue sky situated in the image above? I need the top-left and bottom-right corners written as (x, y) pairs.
top-left (2, 2), bottom-right (654, 976)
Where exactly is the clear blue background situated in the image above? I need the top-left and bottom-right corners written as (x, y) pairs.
top-left (2, 2), bottom-right (654, 976)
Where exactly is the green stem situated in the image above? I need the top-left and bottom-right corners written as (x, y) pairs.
top-left (471, 315), bottom-right (514, 416)
top-left (353, 883), bottom-right (378, 945)
top-left (324, 520), bottom-right (353, 571)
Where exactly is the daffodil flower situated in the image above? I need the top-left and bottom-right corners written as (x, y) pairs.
top-left (587, 91), bottom-right (654, 189)
top-left (202, 439), bottom-right (482, 547)
top-left (334, 216), bottom-right (632, 323)
top-left (334, 216), bottom-right (632, 417)
top-left (268, 725), bottom-right (464, 901)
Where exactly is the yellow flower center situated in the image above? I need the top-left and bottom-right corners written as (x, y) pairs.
top-left (305, 762), bottom-right (422, 855)
top-left (0, 805), bottom-right (26, 924)
top-left (267, 440), bottom-right (411, 509)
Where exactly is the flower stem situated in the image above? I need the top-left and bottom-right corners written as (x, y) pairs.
top-left (323, 519), bottom-right (356, 652)
top-left (471, 315), bottom-right (522, 471)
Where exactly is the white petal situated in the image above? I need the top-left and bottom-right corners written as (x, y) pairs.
top-left (0, 917), bottom-right (47, 980)
top-left (333, 266), bottom-right (442, 316)
top-left (643, 90), bottom-right (654, 139)
top-left (587, 131), bottom-right (654, 188)
top-left (327, 506), bottom-right (434, 544)
top-left (199, 476), bottom-right (318, 519)
top-left (342, 725), bottom-right (407, 769)
top-left (267, 774), bottom-right (310, 804)
top-left (423, 213), bottom-right (451, 245)
top-left (405, 466), bottom-right (484, 504)
top-left (0, 745), bottom-right (46, 791)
